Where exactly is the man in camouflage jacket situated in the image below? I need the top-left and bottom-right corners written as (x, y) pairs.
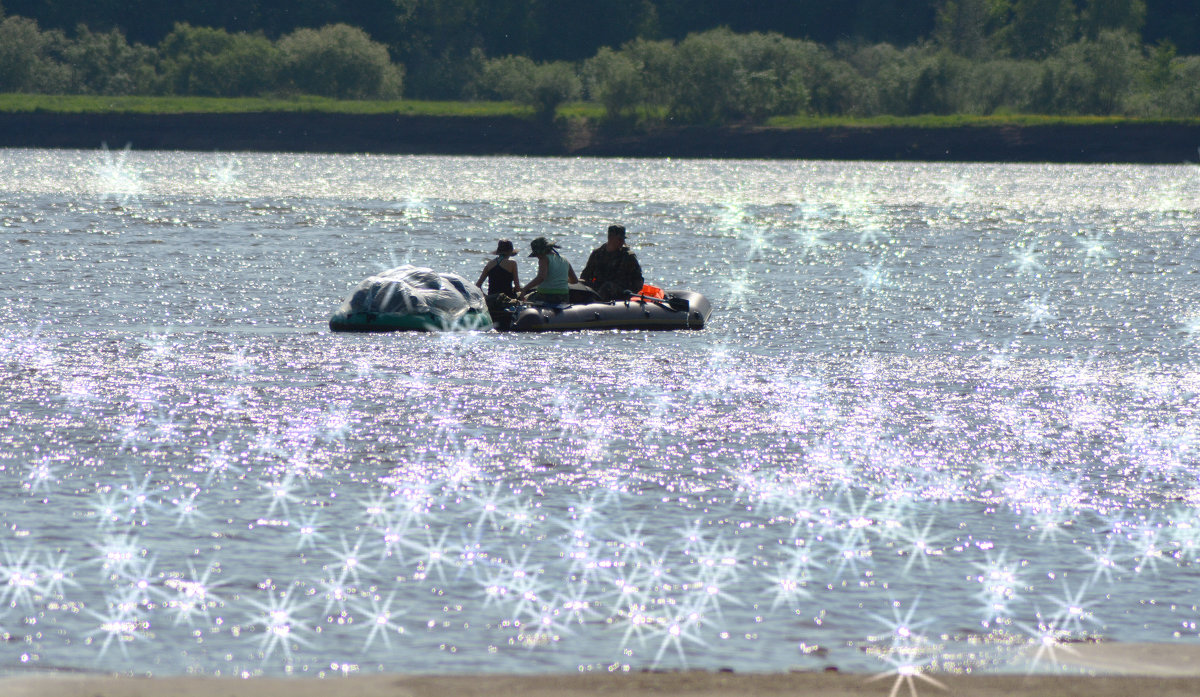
top-left (580, 225), bottom-right (644, 301)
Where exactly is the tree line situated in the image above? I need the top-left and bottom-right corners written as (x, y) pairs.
top-left (1, 0), bottom-right (1199, 121)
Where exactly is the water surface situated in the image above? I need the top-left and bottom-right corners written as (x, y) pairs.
top-left (1, 148), bottom-right (1199, 679)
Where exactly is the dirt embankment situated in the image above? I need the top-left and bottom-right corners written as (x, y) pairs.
top-left (2, 111), bottom-right (1198, 163)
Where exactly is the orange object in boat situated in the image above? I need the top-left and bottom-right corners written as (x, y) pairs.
top-left (637, 284), bottom-right (665, 300)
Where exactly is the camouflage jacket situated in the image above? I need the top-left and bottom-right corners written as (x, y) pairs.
top-left (580, 244), bottom-right (644, 299)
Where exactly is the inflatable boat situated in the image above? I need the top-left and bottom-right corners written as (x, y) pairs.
top-left (329, 268), bottom-right (711, 334)
top-left (329, 265), bottom-right (493, 332)
top-left (492, 285), bottom-right (712, 332)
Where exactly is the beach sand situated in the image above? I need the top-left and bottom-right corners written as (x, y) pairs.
top-left (7, 643), bottom-right (1200, 697)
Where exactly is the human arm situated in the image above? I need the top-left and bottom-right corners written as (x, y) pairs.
top-left (507, 260), bottom-right (521, 291)
top-left (520, 256), bottom-right (549, 295)
top-left (568, 264), bottom-right (579, 285)
top-left (580, 248), bottom-right (600, 285)
top-left (623, 254), bottom-right (643, 293)
top-left (475, 259), bottom-right (495, 288)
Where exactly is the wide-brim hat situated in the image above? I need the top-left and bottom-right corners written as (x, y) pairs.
top-left (528, 236), bottom-right (559, 256)
top-left (493, 239), bottom-right (516, 256)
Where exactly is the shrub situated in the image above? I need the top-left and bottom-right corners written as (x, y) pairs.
top-left (1032, 30), bottom-right (1143, 113)
top-left (475, 55), bottom-right (537, 102)
top-left (159, 23), bottom-right (282, 97)
top-left (1126, 51), bottom-right (1200, 117)
top-left (908, 50), bottom-right (969, 115)
top-left (728, 31), bottom-right (814, 118)
top-left (476, 55), bottom-right (581, 120)
top-left (618, 38), bottom-right (676, 114)
top-left (528, 61), bottom-right (582, 119)
top-left (804, 49), bottom-right (874, 116)
top-left (278, 24), bottom-right (403, 99)
top-left (668, 29), bottom-right (743, 123)
top-left (61, 25), bottom-right (157, 94)
top-left (665, 29), bottom-right (817, 123)
top-left (582, 47), bottom-right (645, 119)
top-left (961, 58), bottom-right (1040, 113)
top-left (0, 16), bottom-right (70, 92)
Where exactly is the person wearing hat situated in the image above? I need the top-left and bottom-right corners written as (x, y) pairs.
top-left (520, 236), bottom-right (578, 304)
top-left (476, 239), bottom-right (521, 297)
top-left (580, 225), bottom-right (643, 301)
top-left (476, 239), bottom-right (522, 316)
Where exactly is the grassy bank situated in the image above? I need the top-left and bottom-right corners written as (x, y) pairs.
top-left (0, 94), bottom-right (536, 117)
top-left (5, 94), bottom-right (1200, 130)
top-left (764, 113), bottom-right (1200, 129)
top-left (3, 94), bottom-right (1198, 162)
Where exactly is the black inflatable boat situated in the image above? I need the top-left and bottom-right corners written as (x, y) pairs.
top-left (493, 286), bottom-right (712, 332)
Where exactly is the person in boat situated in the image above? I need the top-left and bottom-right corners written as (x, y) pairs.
top-left (476, 239), bottom-right (522, 313)
top-left (580, 224), bottom-right (644, 301)
top-left (520, 236), bottom-right (578, 304)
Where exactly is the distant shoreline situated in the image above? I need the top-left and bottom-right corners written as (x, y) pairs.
top-left (2, 112), bottom-right (1199, 163)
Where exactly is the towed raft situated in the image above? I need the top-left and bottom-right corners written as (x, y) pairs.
top-left (329, 266), bottom-right (711, 333)
top-left (329, 265), bottom-right (493, 332)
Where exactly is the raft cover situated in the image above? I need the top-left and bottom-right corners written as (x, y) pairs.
top-left (329, 265), bottom-right (492, 332)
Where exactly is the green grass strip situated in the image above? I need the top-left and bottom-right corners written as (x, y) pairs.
top-left (3, 94), bottom-right (1199, 128)
top-left (0, 93), bottom-right (535, 117)
top-left (765, 113), bottom-right (1200, 128)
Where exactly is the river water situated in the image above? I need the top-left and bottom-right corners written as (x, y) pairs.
top-left (1, 147), bottom-right (1199, 679)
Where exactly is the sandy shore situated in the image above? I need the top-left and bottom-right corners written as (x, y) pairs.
top-left (6, 671), bottom-right (1200, 697)
top-left (7, 643), bottom-right (1200, 697)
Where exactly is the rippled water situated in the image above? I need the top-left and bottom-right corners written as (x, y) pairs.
top-left (2, 147), bottom-right (1200, 679)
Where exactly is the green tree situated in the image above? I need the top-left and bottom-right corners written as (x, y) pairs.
top-left (620, 38), bottom-right (677, 114)
top-left (392, 0), bottom-right (486, 98)
top-left (1146, 38), bottom-right (1175, 89)
top-left (62, 25), bottom-right (158, 94)
top-left (667, 29), bottom-right (743, 123)
top-left (1008, 0), bottom-right (1077, 58)
top-left (0, 16), bottom-right (70, 92)
top-left (961, 57), bottom-right (1039, 112)
top-left (475, 54), bottom-right (537, 101)
top-left (278, 23), bottom-right (403, 99)
top-left (1032, 30), bottom-right (1142, 113)
top-left (909, 50), bottom-right (968, 114)
top-left (475, 55), bottom-right (581, 120)
top-left (730, 32), bottom-right (812, 119)
top-left (935, 0), bottom-right (1010, 58)
top-left (528, 61), bottom-right (582, 120)
top-left (159, 23), bottom-right (281, 96)
top-left (1080, 0), bottom-right (1145, 39)
top-left (583, 46), bottom-right (646, 119)
top-left (0, 16), bottom-right (44, 90)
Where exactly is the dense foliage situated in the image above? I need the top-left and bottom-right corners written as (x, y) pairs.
top-left (1, 0), bottom-right (1199, 121)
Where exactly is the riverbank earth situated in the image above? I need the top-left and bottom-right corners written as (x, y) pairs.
top-left (6, 643), bottom-right (1200, 697)
top-left (2, 112), bottom-right (1199, 163)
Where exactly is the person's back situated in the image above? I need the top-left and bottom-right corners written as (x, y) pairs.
top-left (541, 253), bottom-right (570, 295)
top-left (485, 257), bottom-right (517, 296)
top-left (521, 236), bottom-right (578, 304)
top-left (581, 225), bottom-right (643, 300)
top-left (476, 240), bottom-right (522, 316)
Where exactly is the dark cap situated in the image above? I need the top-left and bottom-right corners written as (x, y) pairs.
top-left (493, 239), bottom-right (516, 256)
top-left (528, 236), bottom-right (559, 257)
top-left (607, 225), bottom-right (626, 238)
